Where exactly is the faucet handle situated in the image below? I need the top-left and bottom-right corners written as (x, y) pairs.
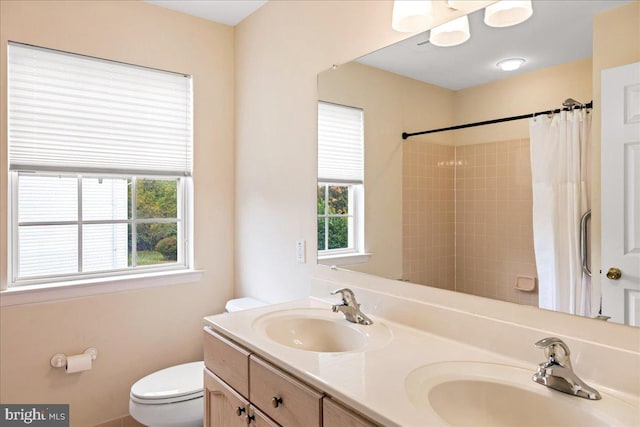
top-left (535, 337), bottom-right (572, 369)
top-left (331, 288), bottom-right (357, 306)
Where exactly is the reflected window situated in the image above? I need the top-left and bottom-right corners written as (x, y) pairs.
top-left (317, 102), bottom-right (364, 256)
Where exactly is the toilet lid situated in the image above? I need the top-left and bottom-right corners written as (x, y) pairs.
top-left (225, 297), bottom-right (266, 312)
top-left (131, 361), bottom-right (204, 404)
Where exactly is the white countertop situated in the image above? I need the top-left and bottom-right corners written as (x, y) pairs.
top-left (204, 298), bottom-right (639, 427)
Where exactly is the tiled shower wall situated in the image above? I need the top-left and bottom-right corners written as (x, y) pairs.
top-left (402, 139), bottom-right (538, 306)
top-left (402, 141), bottom-right (456, 290)
top-left (455, 139), bottom-right (538, 306)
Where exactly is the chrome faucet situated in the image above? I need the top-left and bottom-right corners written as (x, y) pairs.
top-left (330, 288), bottom-right (373, 325)
top-left (532, 337), bottom-right (601, 400)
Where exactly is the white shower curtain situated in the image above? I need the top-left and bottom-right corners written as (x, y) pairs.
top-left (529, 110), bottom-right (592, 316)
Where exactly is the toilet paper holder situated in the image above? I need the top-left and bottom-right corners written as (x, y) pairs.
top-left (50, 347), bottom-right (98, 368)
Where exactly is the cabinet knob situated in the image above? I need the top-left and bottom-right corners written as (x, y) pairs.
top-left (236, 406), bottom-right (246, 417)
top-left (245, 414), bottom-right (255, 425)
top-left (606, 267), bottom-right (622, 280)
top-left (271, 396), bottom-right (283, 408)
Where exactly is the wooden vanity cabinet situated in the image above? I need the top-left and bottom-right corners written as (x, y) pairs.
top-left (249, 355), bottom-right (323, 426)
top-left (204, 368), bottom-right (248, 427)
top-left (204, 327), bottom-right (250, 397)
top-left (248, 408), bottom-right (280, 427)
top-left (204, 326), bottom-right (377, 427)
top-left (323, 397), bottom-right (378, 427)
top-left (204, 368), bottom-right (280, 427)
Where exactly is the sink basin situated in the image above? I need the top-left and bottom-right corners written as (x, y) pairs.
top-left (405, 362), bottom-right (639, 427)
top-left (252, 308), bottom-right (392, 353)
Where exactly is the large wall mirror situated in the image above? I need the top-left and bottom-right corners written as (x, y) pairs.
top-left (317, 0), bottom-right (639, 327)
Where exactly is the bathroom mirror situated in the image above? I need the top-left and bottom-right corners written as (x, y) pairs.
top-left (317, 0), bottom-right (638, 327)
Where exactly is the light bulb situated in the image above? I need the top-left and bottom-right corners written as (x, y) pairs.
top-left (392, 0), bottom-right (434, 32)
top-left (484, 0), bottom-right (533, 28)
top-left (430, 15), bottom-right (470, 47)
top-left (496, 58), bottom-right (526, 71)
top-left (447, 1), bottom-right (489, 11)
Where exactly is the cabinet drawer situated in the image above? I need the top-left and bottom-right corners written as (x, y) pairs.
top-left (204, 327), bottom-right (251, 398)
top-left (323, 397), bottom-right (379, 427)
top-left (249, 356), bottom-right (322, 427)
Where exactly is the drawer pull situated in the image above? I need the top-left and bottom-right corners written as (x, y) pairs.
top-left (245, 414), bottom-right (255, 425)
top-left (271, 396), bottom-right (283, 408)
top-left (236, 406), bottom-right (246, 417)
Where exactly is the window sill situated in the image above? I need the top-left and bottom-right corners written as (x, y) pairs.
top-left (0, 269), bottom-right (204, 307)
top-left (318, 252), bottom-right (371, 267)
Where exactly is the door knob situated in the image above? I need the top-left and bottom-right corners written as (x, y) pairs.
top-left (606, 267), bottom-right (622, 280)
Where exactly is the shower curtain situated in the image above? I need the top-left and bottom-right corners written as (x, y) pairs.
top-left (529, 109), bottom-right (592, 316)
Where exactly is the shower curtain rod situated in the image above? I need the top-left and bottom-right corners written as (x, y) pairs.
top-left (401, 100), bottom-right (593, 140)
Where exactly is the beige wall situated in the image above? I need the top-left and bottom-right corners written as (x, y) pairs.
top-left (592, 2), bottom-right (640, 296)
top-left (453, 58), bottom-right (593, 145)
top-left (318, 62), bottom-right (453, 279)
top-left (0, 1), bottom-right (234, 425)
top-left (234, 0), bottom-right (471, 302)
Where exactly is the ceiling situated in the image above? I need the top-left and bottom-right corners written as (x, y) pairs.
top-left (144, 0), bottom-right (267, 26)
top-left (357, 1), bottom-right (631, 90)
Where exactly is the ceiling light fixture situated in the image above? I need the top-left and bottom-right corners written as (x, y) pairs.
top-left (430, 15), bottom-right (471, 47)
top-left (392, 0), bottom-right (434, 33)
top-left (447, 1), bottom-right (489, 11)
top-left (496, 58), bottom-right (526, 71)
top-left (484, 0), bottom-right (533, 28)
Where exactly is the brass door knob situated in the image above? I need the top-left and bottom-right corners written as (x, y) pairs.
top-left (606, 267), bottom-right (622, 280)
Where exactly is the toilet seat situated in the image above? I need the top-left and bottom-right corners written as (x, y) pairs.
top-left (130, 361), bottom-right (204, 405)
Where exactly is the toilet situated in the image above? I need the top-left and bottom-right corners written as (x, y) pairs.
top-left (129, 297), bottom-right (266, 427)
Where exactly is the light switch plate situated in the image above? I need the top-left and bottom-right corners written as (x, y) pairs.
top-left (296, 240), bottom-right (306, 264)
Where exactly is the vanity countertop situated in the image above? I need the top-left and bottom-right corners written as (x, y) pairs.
top-left (204, 297), bottom-right (639, 427)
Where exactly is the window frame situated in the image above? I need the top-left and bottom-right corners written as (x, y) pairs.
top-left (317, 101), bottom-right (366, 262)
top-left (9, 170), bottom-right (190, 288)
top-left (5, 42), bottom-right (195, 293)
top-left (317, 181), bottom-right (356, 256)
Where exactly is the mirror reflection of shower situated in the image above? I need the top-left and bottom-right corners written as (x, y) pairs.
top-left (317, 0), bottom-right (635, 326)
top-left (529, 99), bottom-right (593, 317)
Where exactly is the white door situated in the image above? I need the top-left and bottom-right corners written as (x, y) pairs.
top-left (601, 61), bottom-right (640, 326)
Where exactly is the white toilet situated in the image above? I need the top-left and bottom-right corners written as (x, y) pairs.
top-left (129, 297), bottom-right (266, 427)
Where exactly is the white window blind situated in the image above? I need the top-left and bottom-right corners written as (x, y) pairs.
top-left (8, 42), bottom-right (192, 176)
top-left (318, 101), bottom-right (364, 183)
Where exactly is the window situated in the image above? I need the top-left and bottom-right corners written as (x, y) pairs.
top-left (317, 183), bottom-right (358, 251)
top-left (7, 42), bottom-right (192, 287)
top-left (317, 101), bottom-right (364, 257)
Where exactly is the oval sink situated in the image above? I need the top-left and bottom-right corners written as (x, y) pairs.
top-left (405, 362), bottom-right (639, 427)
top-left (252, 308), bottom-right (392, 353)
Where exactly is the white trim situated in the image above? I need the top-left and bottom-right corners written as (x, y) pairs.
top-left (10, 172), bottom-right (189, 284)
top-left (317, 182), bottom-right (364, 254)
top-left (318, 252), bottom-right (372, 267)
top-left (0, 269), bottom-right (204, 307)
